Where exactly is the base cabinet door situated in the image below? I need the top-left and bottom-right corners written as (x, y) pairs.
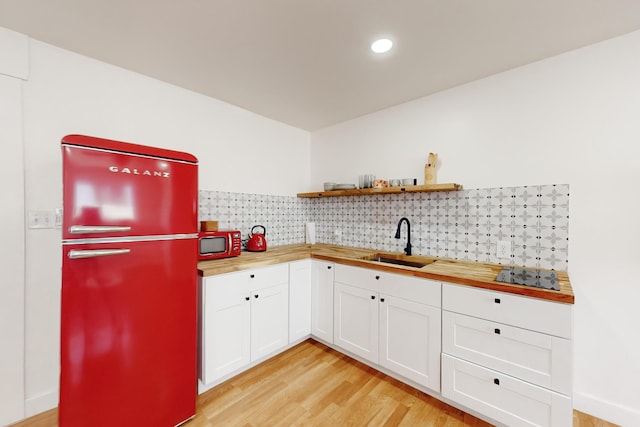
top-left (334, 282), bottom-right (379, 364)
top-left (289, 260), bottom-right (312, 342)
top-left (201, 275), bottom-right (251, 384)
top-left (251, 282), bottom-right (289, 361)
top-left (201, 264), bottom-right (289, 386)
top-left (379, 295), bottom-right (441, 391)
top-left (311, 260), bottom-right (334, 343)
top-left (442, 354), bottom-right (572, 427)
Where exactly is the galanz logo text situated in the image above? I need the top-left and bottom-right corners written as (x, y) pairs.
top-left (108, 166), bottom-right (170, 178)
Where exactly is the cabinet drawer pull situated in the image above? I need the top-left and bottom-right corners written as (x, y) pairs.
top-left (327, 265), bottom-right (332, 269)
top-left (245, 296), bottom-right (250, 301)
top-left (371, 295), bottom-right (376, 300)
top-left (494, 298), bottom-right (501, 304)
top-left (494, 378), bottom-right (500, 385)
top-left (494, 328), bottom-right (501, 335)
top-left (380, 298), bottom-right (385, 302)
top-left (250, 274), bottom-right (255, 278)
top-left (375, 275), bottom-right (380, 280)
top-left (254, 294), bottom-right (259, 299)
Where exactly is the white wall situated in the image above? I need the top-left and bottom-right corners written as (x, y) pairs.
top-left (24, 41), bottom-right (310, 197)
top-left (310, 31), bottom-right (640, 426)
top-left (7, 23), bottom-right (640, 426)
top-left (0, 27), bottom-right (27, 427)
top-left (16, 36), bottom-right (310, 418)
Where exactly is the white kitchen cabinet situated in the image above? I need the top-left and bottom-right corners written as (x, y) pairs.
top-left (288, 260), bottom-right (312, 343)
top-left (379, 294), bottom-right (441, 391)
top-left (333, 264), bottom-right (442, 391)
top-left (442, 354), bottom-right (572, 427)
top-left (333, 263), bottom-right (441, 307)
top-left (442, 282), bottom-right (572, 339)
top-left (251, 282), bottom-right (289, 361)
top-left (442, 311), bottom-right (571, 395)
top-left (311, 260), bottom-right (334, 343)
top-left (200, 264), bottom-right (289, 385)
top-left (201, 273), bottom-right (251, 384)
top-left (441, 283), bottom-right (573, 426)
top-left (334, 282), bottom-right (379, 363)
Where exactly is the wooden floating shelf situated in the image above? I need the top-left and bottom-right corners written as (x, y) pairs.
top-left (297, 183), bottom-right (462, 198)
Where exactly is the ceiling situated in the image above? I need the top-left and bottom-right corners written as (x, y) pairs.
top-left (2, 1), bottom-right (640, 130)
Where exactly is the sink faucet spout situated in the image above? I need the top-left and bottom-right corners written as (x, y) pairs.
top-left (395, 217), bottom-right (412, 256)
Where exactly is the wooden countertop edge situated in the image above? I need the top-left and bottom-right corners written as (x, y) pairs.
top-left (197, 250), bottom-right (311, 276)
top-left (312, 254), bottom-right (574, 304)
top-left (198, 244), bottom-right (575, 304)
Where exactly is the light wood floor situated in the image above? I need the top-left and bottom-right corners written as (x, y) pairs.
top-left (13, 339), bottom-right (619, 427)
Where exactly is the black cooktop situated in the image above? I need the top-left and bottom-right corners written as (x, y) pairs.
top-left (495, 267), bottom-right (560, 291)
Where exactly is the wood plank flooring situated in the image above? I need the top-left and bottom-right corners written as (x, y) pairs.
top-left (192, 339), bottom-right (491, 426)
top-left (11, 339), bottom-right (619, 427)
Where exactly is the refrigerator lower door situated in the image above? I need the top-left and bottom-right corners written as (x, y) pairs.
top-left (59, 238), bottom-right (197, 426)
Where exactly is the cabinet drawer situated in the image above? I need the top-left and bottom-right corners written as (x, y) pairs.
top-left (335, 264), bottom-right (440, 307)
top-left (203, 274), bottom-right (249, 309)
top-left (247, 263), bottom-right (289, 289)
top-left (335, 264), bottom-right (378, 290)
top-left (442, 354), bottom-right (572, 427)
top-left (443, 311), bottom-right (571, 394)
top-left (381, 272), bottom-right (440, 307)
top-left (442, 283), bottom-right (572, 338)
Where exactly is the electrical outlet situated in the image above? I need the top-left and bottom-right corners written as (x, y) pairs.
top-left (334, 229), bottom-right (342, 243)
top-left (496, 240), bottom-right (512, 259)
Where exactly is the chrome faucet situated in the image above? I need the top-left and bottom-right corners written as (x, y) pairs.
top-left (395, 217), bottom-right (412, 256)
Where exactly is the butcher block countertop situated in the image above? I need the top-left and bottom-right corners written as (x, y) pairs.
top-left (198, 243), bottom-right (574, 304)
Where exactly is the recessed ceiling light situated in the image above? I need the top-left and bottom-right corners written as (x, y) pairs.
top-left (371, 38), bottom-right (393, 53)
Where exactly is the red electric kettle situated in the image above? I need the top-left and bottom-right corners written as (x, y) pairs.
top-left (247, 225), bottom-right (267, 252)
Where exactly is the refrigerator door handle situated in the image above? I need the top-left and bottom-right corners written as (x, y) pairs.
top-left (68, 249), bottom-right (131, 259)
top-left (69, 225), bottom-right (132, 234)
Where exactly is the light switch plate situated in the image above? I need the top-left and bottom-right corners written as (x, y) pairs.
top-left (28, 210), bottom-right (58, 229)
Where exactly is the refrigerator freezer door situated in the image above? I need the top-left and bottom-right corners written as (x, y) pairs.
top-left (62, 143), bottom-right (197, 240)
top-left (59, 238), bottom-right (197, 426)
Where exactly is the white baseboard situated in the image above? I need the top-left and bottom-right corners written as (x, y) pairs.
top-left (24, 389), bottom-right (58, 418)
top-left (574, 391), bottom-right (640, 426)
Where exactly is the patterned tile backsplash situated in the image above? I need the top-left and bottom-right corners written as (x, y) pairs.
top-left (199, 190), bottom-right (310, 248)
top-left (199, 184), bottom-right (569, 270)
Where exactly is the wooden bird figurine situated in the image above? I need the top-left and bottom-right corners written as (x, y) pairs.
top-left (424, 152), bottom-right (437, 185)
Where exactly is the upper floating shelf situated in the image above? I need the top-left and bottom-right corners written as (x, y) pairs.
top-left (297, 183), bottom-right (462, 198)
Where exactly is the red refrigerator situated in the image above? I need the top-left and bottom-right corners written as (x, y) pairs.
top-left (59, 134), bottom-right (198, 426)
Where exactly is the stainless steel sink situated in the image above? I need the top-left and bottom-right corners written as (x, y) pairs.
top-left (370, 256), bottom-right (429, 268)
top-left (362, 253), bottom-right (434, 268)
